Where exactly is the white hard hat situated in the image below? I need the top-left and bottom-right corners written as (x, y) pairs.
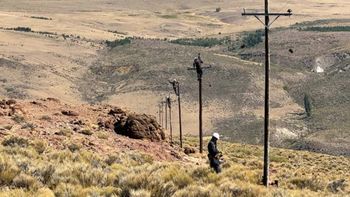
top-left (212, 132), bottom-right (220, 140)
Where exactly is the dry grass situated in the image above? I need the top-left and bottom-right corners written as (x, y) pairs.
top-left (0, 136), bottom-right (349, 196)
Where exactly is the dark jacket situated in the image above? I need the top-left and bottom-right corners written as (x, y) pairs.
top-left (208, 137), bottom-right (219, 158)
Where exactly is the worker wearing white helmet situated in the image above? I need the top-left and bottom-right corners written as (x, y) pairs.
top-left (207, 132), bottom-right (222, 173)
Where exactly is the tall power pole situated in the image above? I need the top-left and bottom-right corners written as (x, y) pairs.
top-left (189, 53), bottom-right (211, 153)
top-left (169, 79), bottom-right (183, 148)
top-left (242, 3), bottom-right (292, 187)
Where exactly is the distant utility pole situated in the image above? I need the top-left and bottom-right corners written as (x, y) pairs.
top-left (189, 53), bottom-right (212, 153)
top-left (158, 103), bottom-right (163, 127)
top-left (160, 100), bottom-right (166, 129)
top-left (164, 98), bottom-right (168, 130)
top-left (242, 2), bottom-right (292, 187)
top-left (169, 79), bottom-right (183, 148)
top-left (166, 96), bottom-right (173, 144)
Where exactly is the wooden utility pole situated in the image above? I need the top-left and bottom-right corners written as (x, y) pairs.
top-left (160, 101), bottom-right (166, 128)
top-left (164, 98), bottom-right (168, 130)
top-left (158, 104), bottom-right (162, 125)
top-left (170, 79), bottom-right (183, 148)
top-left (189, 53), bottom-right (211, 153)
top-left (242, 3), bottom-right (292, 187)
top-left (166, 96), bottom-right (173, 144)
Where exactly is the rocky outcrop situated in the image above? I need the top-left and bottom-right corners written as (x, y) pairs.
top-left (114, 114), bottom-right (165, 141)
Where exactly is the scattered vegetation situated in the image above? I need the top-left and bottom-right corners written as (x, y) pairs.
top-left (170, 37), bottom-right (231, 48)
top-left (39, 115), bottom-right (52, 121)
top-left (105, 38), bottom-right (132, 48)
top-left (159, 14), bottom-right (178, 19)
top-left (215, 7), bottom-right (221, 12)
top-left (0, 26), bottom-right (57, 36)
top-left (21, 122), bottom-right (36, 130)
top-left (0, 137), bottom-right (348, 196)
top-left (30, 16), bottom-right (52, 20)
top-left (12, 115), bottom-right (26, 124)
top-left (299, 26), bottom-right (350, 32)
top-left (12, 27), bottom-right (32, 32)
top-left (240, 30), bottom-right (264, 48)
top-left (67, 143), bottom-right (80, 152)
top-left (1, 136), bottom-right (29, 147)
top-left (55, 129), bottom-right (73, 137)
top-left (107, 30), bottom-right (128, 35)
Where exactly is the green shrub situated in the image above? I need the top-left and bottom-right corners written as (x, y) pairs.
top-left (302, 26), bottom-right (350, 32)
top-left (241, 30), bottom-right (264, 48)
top-left (67, 143), bottom-right (80, 152)
top-left (106, 38), bottom-right (132, 48)
top-left (55, 129), bottom-right (73, 137)
top-left (2, 136), bottom-right (29, 148)
top-left (13, 27), bottom-right (32, 32)
top-left (21, 122), bottom-right (36, 130)
top-left (12, 115), bottom-right (25, 123)
top-left (170, 37), bottom-right (229, 48)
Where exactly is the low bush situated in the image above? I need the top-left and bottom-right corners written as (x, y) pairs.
top-left (170, 37), bottom-right (229, 48)
top-left (106, 38), bottom-right (132, 48)
top-left (2, 136), bottom-right (29, 148)
top-left (241, 30), bottom-right (264, 48)
top-left (302, 26), bottom-right (350, 32)
top-left (12, 115), bottom-right (26, 123)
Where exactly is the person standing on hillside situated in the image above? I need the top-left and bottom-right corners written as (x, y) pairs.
top-left (208, 132), bottom-right (222, 173)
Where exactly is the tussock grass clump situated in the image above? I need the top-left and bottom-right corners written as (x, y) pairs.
top-left (289, 177), bottom-right (327, 192)
top-left (0, 155), bottom-right (20, 185)
top-left (31, 140), bottom-right (47, 154)
top-left (12, 173), bottom-right (38, 189)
